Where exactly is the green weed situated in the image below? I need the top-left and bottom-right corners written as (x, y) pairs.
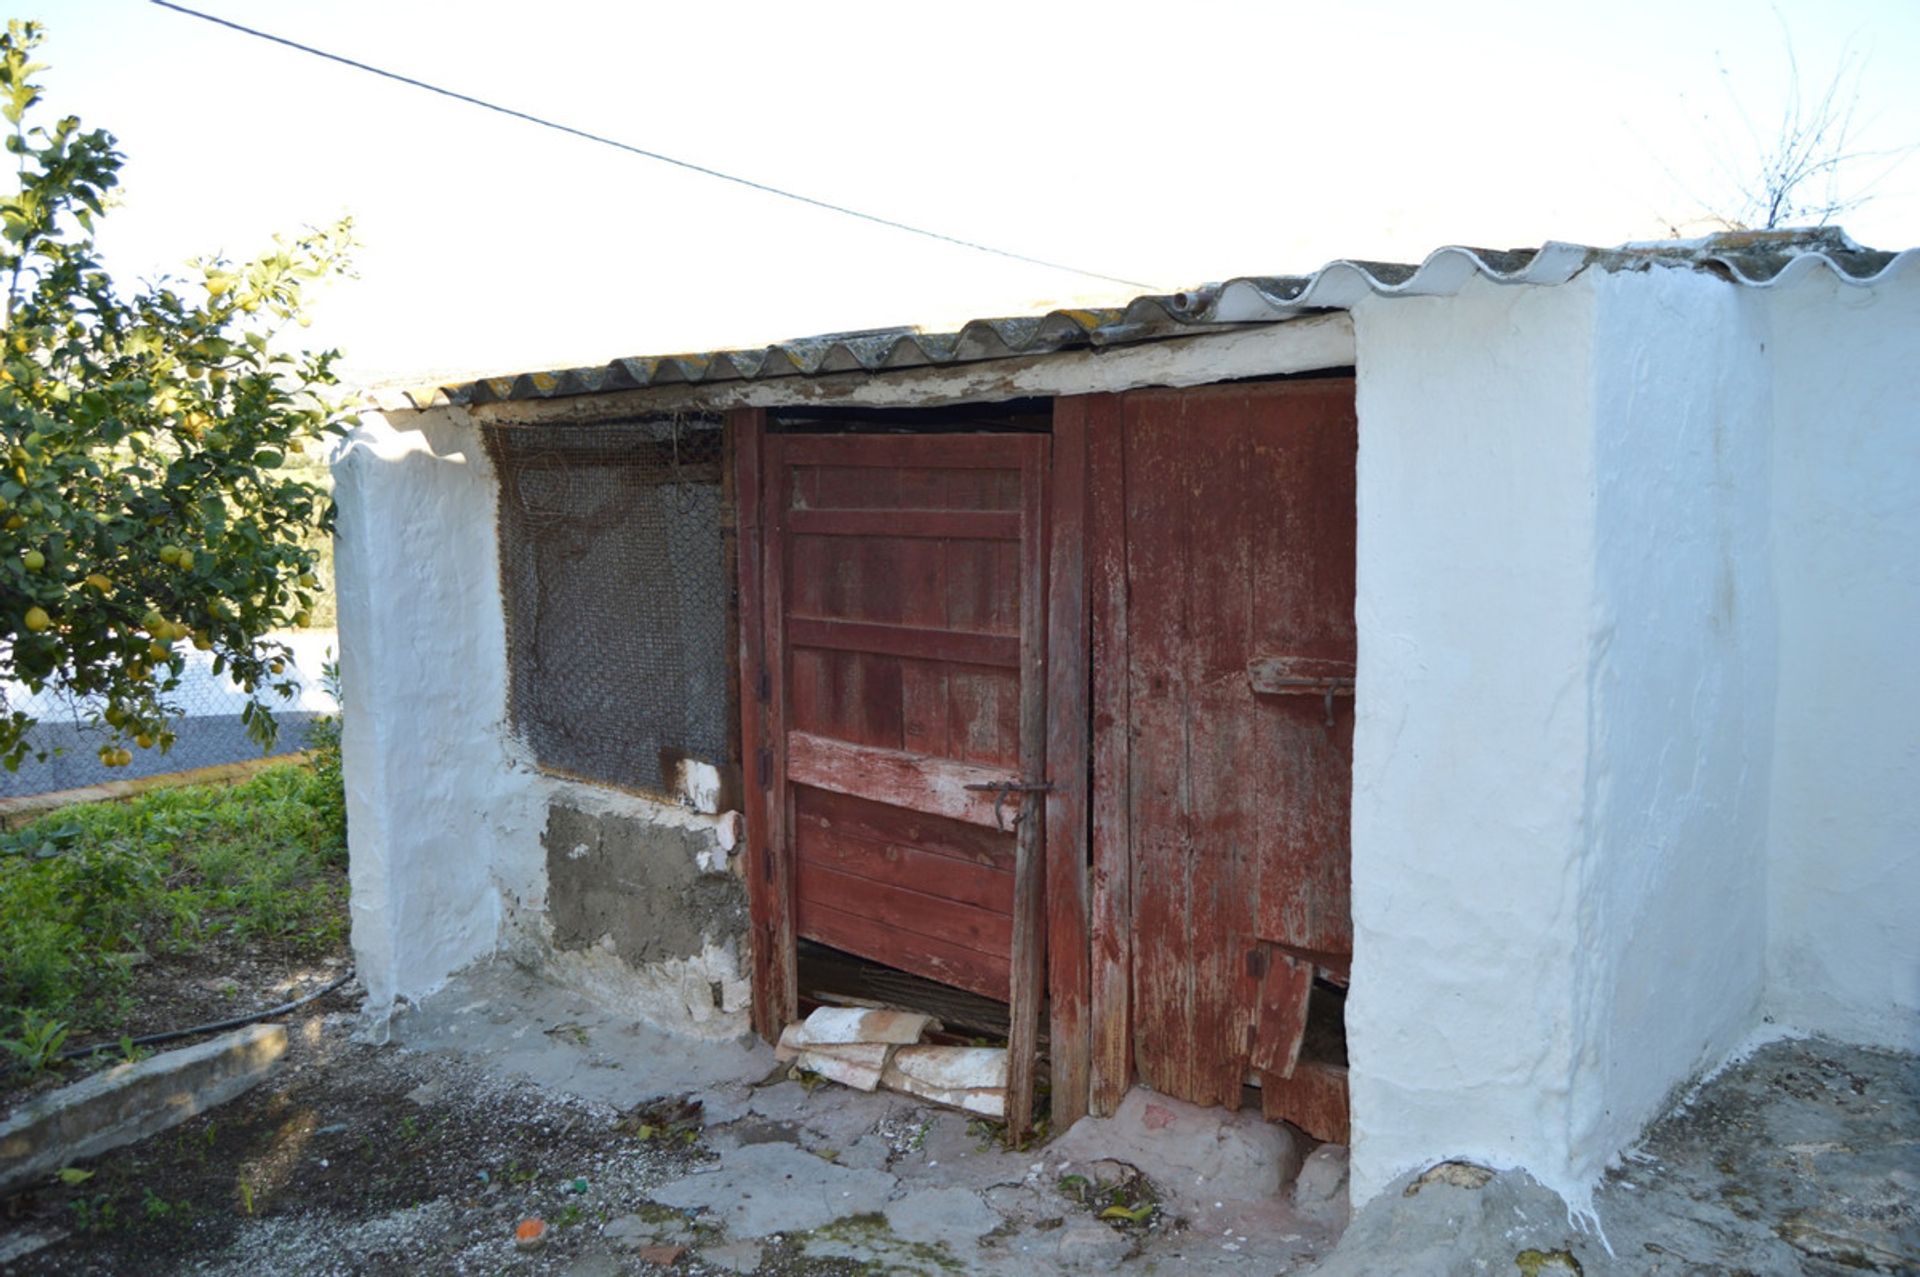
top-left (0, 760), bottom-right (347, 1037)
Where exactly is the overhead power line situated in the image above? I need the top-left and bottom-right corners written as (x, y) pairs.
top-left (149, 1), bottom-right (1160, 292)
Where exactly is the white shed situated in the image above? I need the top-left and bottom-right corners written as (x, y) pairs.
top-left (334, 227), bottom-right (1918, 1216)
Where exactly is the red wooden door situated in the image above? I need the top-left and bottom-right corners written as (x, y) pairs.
top-left (1119, 380), bottom-right (1356, 1116)
top-left (736, 422), bottom-right (1052, 1132)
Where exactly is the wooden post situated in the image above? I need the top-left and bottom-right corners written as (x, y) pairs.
top-left (1085, 394), bottom-right (1133, 1115)
top-left (1005, 434), bottom-right (1050, 1142)
top-left (1045, 399), bottom-right (1094, 1131)
top-left (731, 407), bottom-right (796, 1040)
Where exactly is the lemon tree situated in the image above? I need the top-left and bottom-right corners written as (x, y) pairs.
top-left (0, 22), bottom-right (354, 771)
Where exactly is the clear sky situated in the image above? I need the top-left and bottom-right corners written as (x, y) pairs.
top-left (19, 0), bottom-right (1920, 385)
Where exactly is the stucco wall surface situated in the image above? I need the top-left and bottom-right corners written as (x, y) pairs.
top-left (333, 409), bottom-right (536, 1019)
top-left (335, 409), bottom-right (752, 1037)
top-left (1348, 275), bottom-right (1601, 1209)
top-left (1575, 266), bottom-right (1774, 1170)
top-left (1763, 264), bottom-right (1920, 1048)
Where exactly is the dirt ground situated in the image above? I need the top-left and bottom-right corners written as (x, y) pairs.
top-left (2, 961), bottom-right (1914, 1276)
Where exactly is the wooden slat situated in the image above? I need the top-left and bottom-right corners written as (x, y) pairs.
top-left (797, 862), bottom-right (1013, 956)
top-left (786, 731), bottom-right (1019, 829)
top-left (1045, 396), bottom-right (1093, 1131)
top-left (1249, 948), bottom-right (1314, 1078)
top-left (1125, 390), bottom-right (1196, 1100)
top-left (779, 433), bottom-right (1027, 470)
top-left (732, 408), bottom-right (795, 1041)
top-left (1086, 394), bottom-right (1133, 1118)
top-left (798, 898), bottom-right (1010, 1001)
top-left (1258, 1058), bottom-right (1350, 1144)
top-left (1005, 433), bottom-right (1050, 1143)
top-left (787, 617), bottom-right (1020, 669)
top-left (794, 813), bottom-right (1014, 915)
top-left (1186, 388), bottom-right (1259, 1110)
top-left (794, 783), bottom-right (1013, 870)
top-left (786, 508), bottom-right (1020, 541)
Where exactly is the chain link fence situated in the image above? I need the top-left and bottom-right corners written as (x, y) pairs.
top-left (485, 415), bottom-right (730, 797)
top-left (0, 630), bottom-right (337, 799)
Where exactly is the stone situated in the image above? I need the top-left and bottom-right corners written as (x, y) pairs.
top-left (885, 1186), bottom-right (1002, 1249)
top-left (651, 1140), bottom-right (896, 1236)
top-left (1055, 1217), bottom-right (1130, 1267)
top-left (1294, 1142), bottom-right (1351, 1223)
top-left (699, 1240), bottom-right (763, 1274)
top-left (636, 1243), bottom-right (686, 1267)
top-left (1403, 1160), bottom-right (1493, 1196)
top-left (602, 1214), bottom-right (654, 1248)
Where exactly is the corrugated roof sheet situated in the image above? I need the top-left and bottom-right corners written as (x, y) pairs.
top-left (409, 229), bottom-right (1916, 409)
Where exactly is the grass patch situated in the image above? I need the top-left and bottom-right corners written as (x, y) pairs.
top-left (0, 753), bottom-right (346, 1043)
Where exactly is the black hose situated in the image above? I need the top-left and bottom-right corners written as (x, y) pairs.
top-left (57, 968), bottom-right (357, 1061)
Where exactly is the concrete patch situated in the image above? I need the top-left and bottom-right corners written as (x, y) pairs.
top-left (1050, 1086), bottom-right (1303, 1219)
top-left (0, 1024), bottom-right (286, 1194)
top-left (544, 802), bottom-right (746, 966)
top-left (651, 1140), bottom-right (896, 1236)
top-left (885, 1185), bottom-right (1003, 1248)
top-left (390, 961), bottom-right (773, 1106)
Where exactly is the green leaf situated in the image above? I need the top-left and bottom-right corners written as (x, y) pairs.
top-left (56, 1167), bottom-right (95, 1186)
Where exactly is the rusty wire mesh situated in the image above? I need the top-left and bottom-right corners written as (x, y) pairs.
top-left (485, 416), bottom-right (729, 796)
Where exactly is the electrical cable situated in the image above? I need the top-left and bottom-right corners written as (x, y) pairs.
top-left (55, 968), bottom-right (357, 1062)
top-left (148, 1), bottom-right (1161, 291)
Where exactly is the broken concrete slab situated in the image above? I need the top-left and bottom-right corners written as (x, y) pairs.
top-left (885, 1185), bottom-right (1004, 1249)
top-left (697, 1239), bottom-right (763, 1273)
top-left (776, 1006), bottom-right (936, 1054)
top-left (1050, 1086), bottom-right (1303, 1220)
top-left (389, 960), bottom-right (774, 1107)
top-left (882, 1045), bottom-right (1008, 1117)
top-left (0, 1024), bottom-right (286, 1194)
top-left (651, 1140), bottom-right (896, 1236)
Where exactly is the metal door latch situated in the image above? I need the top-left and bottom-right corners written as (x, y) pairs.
top-left (963, 779), bottom-right (1054, 832)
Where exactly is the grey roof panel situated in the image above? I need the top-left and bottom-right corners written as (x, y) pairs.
top-left (417, 230), bottom-right (1915, 410)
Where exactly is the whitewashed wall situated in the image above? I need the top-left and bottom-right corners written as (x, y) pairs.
top-left (1347, 274), bottom-right (1607, 1210)
top-left (1763, 264), bottom-right (1920, 1048)
top-left (332, 409), bottom-right (536, 1022)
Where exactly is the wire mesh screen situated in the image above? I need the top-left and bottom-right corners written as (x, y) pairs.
top-left (485, 416), bottom-right (730, 797)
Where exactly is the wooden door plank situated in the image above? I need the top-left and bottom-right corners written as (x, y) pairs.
top-left (793, 817), bottom-right (1014, 914)
top-left (798, 898), bottom-right (1012, 1001)
top-left (794, 781), bottom-right (1013, 870)
top-left (1124, 390), bottom-right (1196, 1100)
top-left (731, 408), bottom-right (795, 1041)
top-left (1258, 1058), bottom-right (1350, 1144)
top-left (786, 509), bottom-right (1021, 541)
top-left (1249, 948), bottom-right (1314, 1078)
top-left (796, 861), bottom-right (1015, 956)
top-left (1005, 433), bottom-right (1050, 1143)
top-left (780, 433), bottom-right (1029, 470)
top-left (787, 616), bottom-right (1020, 668)
top-left (786, 731), bottom-right (1020, 829)
top-left (1184, 389), bottom-right (1259, 1109)
top-left (1045, 396), bottom-right (1094, 1131)
top-left (1249, 382), bottom-right (1358, 958)
top-left (1086, 394), bottom-right (1133, 1117)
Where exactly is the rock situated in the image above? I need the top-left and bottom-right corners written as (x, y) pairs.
top-left (636, 1243), bottom-right (686, 1267)
top-left (602, 1214), bottom-right (653, 1248)
top-left (1403, 1160), bottom-right (1493, 1196)
top-left (699, 1240), bottom-right (763, 1274)
top-left (1055, 1217), bottom-right (1130, 1267)
top-left (1294, 1142), bottom-right (1351, 1223)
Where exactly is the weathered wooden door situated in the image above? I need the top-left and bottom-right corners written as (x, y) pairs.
top-left (735, 419), bottom-right (1054, 1133)
top-left (1101, 379), bottom-right (1356, 1130)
